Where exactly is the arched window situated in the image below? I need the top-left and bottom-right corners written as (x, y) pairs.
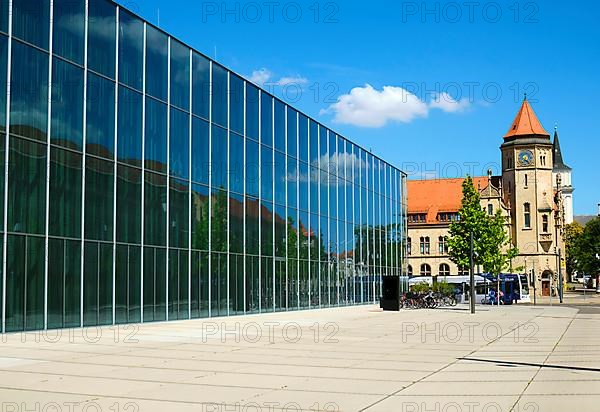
top-left (439, 263), bottom-right (450, 277)
top-left (407, 237), bottom-right (412, 255)
top-left (420, 264), bottom-right (431, 276)
top-left (407, 265), bottom-right (413, 277)
top-left (438, 236), bottom-right (448, 254)
top-left (524, 203), bottom-right (531, 228)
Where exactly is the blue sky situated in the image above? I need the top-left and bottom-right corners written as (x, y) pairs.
top-left (117, 0), bottom-right (599, 215)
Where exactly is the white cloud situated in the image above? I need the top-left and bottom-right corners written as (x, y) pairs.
top-left (321, 84), bottom-right (429, 128)
top-left (321, 85), bottom-right (471, 128)
top-left (248, 68), bottom-right (308, 89)
top-left (429, 92), bottom-right (470, 113)
top-left (274, 76), bottom-right (308, 87)
top-left (249, 68), bottom-right (273, 85)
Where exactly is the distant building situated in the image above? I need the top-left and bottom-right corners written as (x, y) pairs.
top-left (407, 99), bottom-right (568, 297)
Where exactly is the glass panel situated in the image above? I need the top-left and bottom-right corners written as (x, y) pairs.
top-left (309, 120), bottom-right (319, 165)
top-left (288, 258), bottom-right (299, 309)
top-left (299, 114), bottom-right (308, 162)
top-left (274, 100), bottom-right (285, 153)
top-left (274, 204), bottom-right (286, 258)
top-left (88, 0), bottom-right (116, 78)
top-left (53, 0), bottom-right (84, 64)
top-left (49, 147), bottom-right (82, 238)
top-left (192, 52), bottom-right (210, 119)
top-left (211, 125), bottom-right (227, 190)
top-left (191, 183), bottom-right (209, 251)
top-left (299, 162), bottom-right (308, 211)
top-left (210, 252), bottom-right (227, 316)
top-left (143, 246), bottom-right (166, 322)
top-left (10, 41), bottom-right (48, 141)
top-left (144, 171), bottom-right (167, 246)
top-left (191, 250), bottom-right (209, 318)
top-left (169, 178), bottom-right (189, 248)
top-left (229, 254), bottom-right (244, 314)
top-left (228, 193), bottom-right (244, 254)
top-left (86, 72), bottom-right (115, 158)
top-left (168, 249), bottom-right (188, 320)
top-left (211, 189), bottom-right (228, 252)
top-left (191, 116), bottom-right (209, 184)
top-left (115, 244), bottom-right (141, 324)
top-left (170, 40), bottom-right (190, 110)
top-left (48, 238), bottom-right (81, 329)
top-left (169, 108), bottom-right (189, 179)
top-left (246, 255), bottom-right (259, 313)
top-left (246, 138), bottom-right (259, 198)
top-left (0, 36), bottom-right (6, 131)
top-left (287, 157), bottom-right (297, 210)
top-left (83, 241), bottom-right (113, 326)
top-left (8, 137), bottom-right (46, 235)
top-left (51, 58), bottom-right (84, 150)
top-left (145, 25), bottom-right (168, 101)
top-left (212, 64), bottom-right (227, 127)
top-left (274, 151), bottom-right (285, 205)
top-left (6, 235), bottom-right (45, 331)
top-left (116, 165), bottom-right (141, 244)
top-left (85, 156), bottom-right (113, 241)
top-left (0, 0), bottom-right (8, 33)
top-left (261, 256), bottom-right (273, 312)
top-left (117, 86), bottom-right (142, 166)
top-left (0, 133), bottom-right (4, 221)
top-left (118, 10), bottom-right (143, 90)
top-left (286, 108), bottom-right (297, 158)
top-left (246, 83), bottom-right (259, 141)
top-left (144, 97), bottom-right (167, 172)
top-left (229, 132), bottom-right (243, 194)
top-left (13, 0), bottom-right (49, 49)
top-left (260, 93), bottom-right (273, 147)
top-left (245, 196), bottom-right (259, 256)
top-left (261, 201), bottom-right (273, 256)
top-left (261, 145), bottom-right (273, 202)
top-left (229, 74), bottom-right (244, 135)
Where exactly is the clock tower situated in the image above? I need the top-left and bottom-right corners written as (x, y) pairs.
top-left (501, 97), bottom-right (562, 296)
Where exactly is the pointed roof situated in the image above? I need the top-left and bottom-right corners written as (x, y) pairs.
top-left (553, 128), bottom-right (572, 171)
top-left (504, 98), bottom-right (550, 139)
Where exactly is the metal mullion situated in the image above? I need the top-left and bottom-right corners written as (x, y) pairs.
top-left (295, 112), bottom-right (299, 310)
top-left (257, 90), bottom-right (261, 313)
top-left (242, 81), bottom-right (246, 315)
top-left (207, 61), bottom-right (212, 317)
top-left (165, 37), bottom-right (171, 321)
top-left (327, 131), bottom-right (330, 307)
top-left (226, 71), bottom-right (230, 317)
top-left (80, 0), bottom-right (89, 328)
top-left (359, 150), bottom-right (364, 304)
top-left (188, 49), bottom-right (192, 320)
top-left (306, 120), bottom-right (310, 309)
top-left (317, 127), bottom-right (321, 308)
top-left (112, 6), bottom-right (120, 326)
top-left (140, 22), bottom-right (147, 322)
top-left (283, 106), bottom-right (287, 311)
top-left (271, 98), bottom-right (275, 312)
top-left (43, 0), bottom-right (55, 330)
top-left (2, 0), bottom-right (14, 334)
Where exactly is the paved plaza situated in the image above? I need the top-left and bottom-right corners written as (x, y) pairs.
top-left (1, 303), bottom-right (599, 412)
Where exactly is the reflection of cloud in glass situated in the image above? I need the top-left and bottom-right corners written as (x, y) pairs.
top-left (289, 152), bottom-right (369, 186)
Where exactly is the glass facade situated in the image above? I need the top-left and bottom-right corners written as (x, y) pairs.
top-left (0, 0), bottom-right (407, 333)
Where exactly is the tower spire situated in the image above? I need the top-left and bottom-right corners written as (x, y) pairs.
top-left (552, 127), bottom-right (571, 171)
top-left (504, 99), bottom-right (549, 139)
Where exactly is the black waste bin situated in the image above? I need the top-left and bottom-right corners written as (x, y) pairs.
top-left (380, 276), bottom-right (400, 311)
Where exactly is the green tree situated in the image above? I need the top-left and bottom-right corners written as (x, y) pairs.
top-left (564, 222), bottom-right (584, 277)
top-left (574, 217), bottom-right (600, 276)
top-left (447, 176), bottom-right (518, 276)
top-left (447, 176), bottom-right (490, 269)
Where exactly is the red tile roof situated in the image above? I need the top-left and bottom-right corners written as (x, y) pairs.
top-left (504, 99), bottom-right (549, 138)
top-left (407, 177), bottom-right (489, 224)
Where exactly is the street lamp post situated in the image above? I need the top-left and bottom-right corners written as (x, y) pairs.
top-left (469, 232), bottom-right (475, 314)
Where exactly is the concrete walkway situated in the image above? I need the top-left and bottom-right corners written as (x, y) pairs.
top-left (1, 304), bottom-right (599, 411)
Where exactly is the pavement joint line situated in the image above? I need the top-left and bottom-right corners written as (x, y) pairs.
top-left (358, 313), bottom-right (539, 412)
top-left (508, 310), bottom-right (578, 412)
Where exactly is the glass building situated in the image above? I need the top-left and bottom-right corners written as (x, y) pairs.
top-left (0, 0), bottom-right (407, 333)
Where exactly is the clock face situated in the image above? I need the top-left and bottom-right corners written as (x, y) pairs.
top-left (518, 150), bottom-right (534, 167)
